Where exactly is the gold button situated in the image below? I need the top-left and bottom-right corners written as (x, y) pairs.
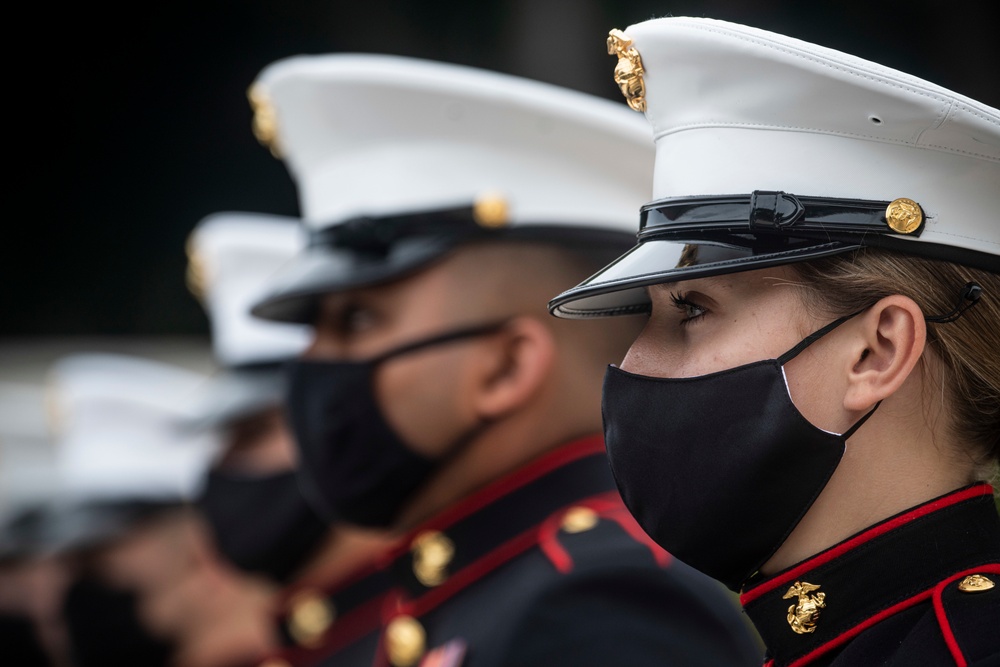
top-left (561, 507), bottom-right (599, 533)
top-left (411, 530), bottom-right (455, 587)
top-left (259, 660), bottom-right (292, 667)
top-left (473, 194), bottom-right (509, 228)
top-left (287, 589), bottom-right (336, 648)
top-left (958, 574), bottom-right (995, 593)
top-left (885, 197), bottom-right (923, 234)
top-left (385, 615), bottom-right (426, 667)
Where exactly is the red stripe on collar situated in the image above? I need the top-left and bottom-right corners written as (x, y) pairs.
top-left (401, 491), bottom-right (620, 619)
top-left (781, 562), bottom-right (1000, 667)
top-left (741, 483), bottom-right (993, 606)
top-left (786, 586), bottom-right (933, 667)
top-left (391, 434), bottom-right (606, 554)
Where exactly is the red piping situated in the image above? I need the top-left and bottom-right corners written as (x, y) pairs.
top-left (787, 586), bottom-right (933, 666)
top-left (741, 484), bottom-right (993, 605)
top-left (933, 563), bottom-right (1000, 667)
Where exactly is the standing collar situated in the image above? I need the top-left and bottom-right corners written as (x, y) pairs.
top-left (740, 484), bottom-right (1000, 667)
top-left (270, 435), bottom-right (615, 660)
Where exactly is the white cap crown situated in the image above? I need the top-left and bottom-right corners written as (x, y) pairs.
top-left (47, 353), bottom-right (219, 503)
top-left (187, 212), bottom-right (311, 366)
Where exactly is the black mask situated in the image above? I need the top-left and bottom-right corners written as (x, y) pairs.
top-left (286, 322), bottom-right (506, 527)
top-left (603, 311), bottom-right (878, 592)
top-left (0, 613), bottom-right (51, 666)
top-left (196, 469), bottom-right (329, 582)
top-left (62, 577), bottom-right (173, 667)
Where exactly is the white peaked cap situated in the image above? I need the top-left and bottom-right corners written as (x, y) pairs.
top-left (550, 17), bottom-right (999, 318)
top-left (187, 212), bottom-right (310, 367)
top-left (0, 382), bottom-right (57, 519)
top-left (47, 353), bottom-right (220, 503)
top-left (247, 54), bottom-right (657, 322)
top-left (251, 53), bottom-right (654, 228)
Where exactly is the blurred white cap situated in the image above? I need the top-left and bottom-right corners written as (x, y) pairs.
top-left (0, 381), bottom-right (57, 521)
top-left (46, 353), bottom-right (220, 503)
top-left (187, 212), bottom-right (310, 367)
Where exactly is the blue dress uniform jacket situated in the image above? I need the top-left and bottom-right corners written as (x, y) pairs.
top-left (740, 484), bottom-right (1000, 667)
top-left (258, 436), bottom-right (762, 667)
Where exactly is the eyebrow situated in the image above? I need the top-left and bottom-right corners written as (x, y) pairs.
top-left (648, 275), bottom-right (728, 296)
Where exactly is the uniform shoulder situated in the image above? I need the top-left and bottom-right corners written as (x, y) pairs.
top-left (932, 568), bottom-right (1000, 666)
top-left (499, 503), bottom-right (763, 667)
top-left (537, 503), bottom-right (670, 575)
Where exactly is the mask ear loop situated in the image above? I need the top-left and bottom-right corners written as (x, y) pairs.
top-left (840, 400), bottom-right (882, 439)
top-left (370, 320), bottom-right (510, 365)
top-left (776, 309), bottom-right (868, 366)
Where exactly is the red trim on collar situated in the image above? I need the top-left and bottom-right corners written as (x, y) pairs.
top-left (275, 436), bottom-right (604, 610)
top-left (933, 563), bottom-right (1000, 667)
top-left (404, 491), bottom-right (612, 618)
top-left (788, 586), bottom-right (932, 667)
top-left (741, 484), bottom-right (993, 606)
top-left (392, 434), bottom-right (606, 554)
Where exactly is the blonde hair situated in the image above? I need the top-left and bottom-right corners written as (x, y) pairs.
top-left (792, 250), bottom-right (999, 471)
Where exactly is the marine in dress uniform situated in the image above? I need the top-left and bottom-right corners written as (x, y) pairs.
top-left (44, 352), bottom-right (221, 667)
top-left (548, 17), bottom-right (1000, 667)
top-left (185, 213), bottom-right (331, 584)
top-left (244, 55), bottom-right (762, 667)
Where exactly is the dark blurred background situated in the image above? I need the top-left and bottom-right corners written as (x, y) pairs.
top-left (5, 0), bottom-right (998, 337)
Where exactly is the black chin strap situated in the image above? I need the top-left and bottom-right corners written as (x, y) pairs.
top-left (925, 282), bottom-right (983, 324)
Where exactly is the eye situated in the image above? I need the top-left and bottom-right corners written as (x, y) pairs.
top-left (340, 303), bottom-right (379, 335)
top-left (669, 292), bottom-right (707, 324)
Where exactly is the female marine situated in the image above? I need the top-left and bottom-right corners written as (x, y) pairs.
top-left (551, 17), bottom-right (1000, 667)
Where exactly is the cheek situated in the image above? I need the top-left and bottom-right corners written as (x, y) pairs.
top-left (373, 351), bottom-right (468, 457)
top-left (620, 321), bottom-right (743, 379)
top-left (620, 320), bottom-right (680, 376)
top-left (218, 426), bottom-right (298, 474)
top-left (783, 346), bottom-right (852, 433)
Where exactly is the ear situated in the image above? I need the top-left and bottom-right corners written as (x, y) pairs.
top-left (843, 295), bottom-right (926, 412)
top-left (467, 316), bottom-right (556, 421)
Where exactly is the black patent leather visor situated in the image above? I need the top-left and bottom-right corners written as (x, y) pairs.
top-left (548, 190), bottom-right (958, 318)
top-left (251, 202), bottom-right (637, 324)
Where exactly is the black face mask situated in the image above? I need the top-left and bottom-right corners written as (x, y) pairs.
top-left (286, 322), bottom-right (506, 528)
top-left (196, 469), bottom-right (329, 582)
top-left (62, 577), bottom-right (173, 667)
top-left (603, 311), bottom-right (878, 592)
top-left (0, 612), bottom-right (51, 666)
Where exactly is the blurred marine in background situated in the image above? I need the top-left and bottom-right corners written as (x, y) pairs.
top-left (184, 209), bottom-right (395, 619)
top-left (39, 354), bottom-right (277, 667)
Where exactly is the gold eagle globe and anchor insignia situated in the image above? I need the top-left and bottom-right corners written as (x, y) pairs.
top-left (783, 581), bottom-right (826, 634)
top-left (606, 29), bottom-right (646, 112)
top-left (247, 83), bottom-right (283, 158)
